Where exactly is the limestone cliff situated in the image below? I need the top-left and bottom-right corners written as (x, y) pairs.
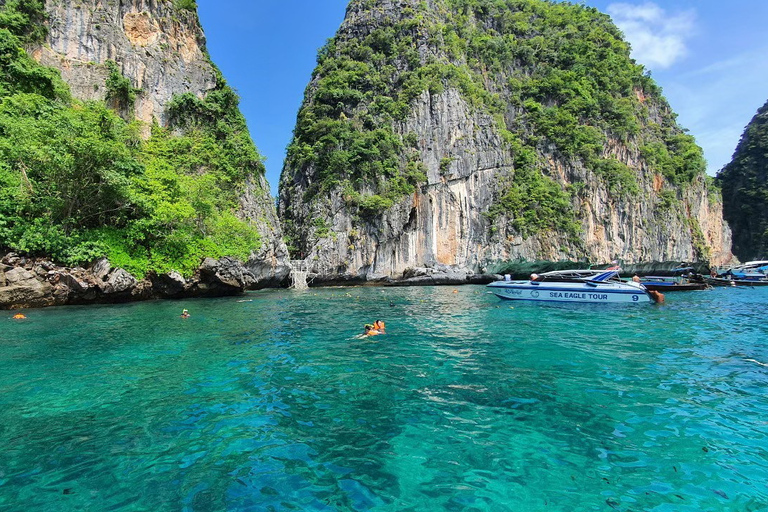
top-left (718, 100), bottom-right (768, 261)
top-left (23, 0), bottom-right (289, 286)
top-left (279, 0), bottom-right (732, 283)
top-left (34, 0), bottom-right (211, 129)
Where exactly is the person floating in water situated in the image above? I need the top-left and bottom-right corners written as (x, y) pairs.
top-left (12, 313), bottom-right (26, 320)
top-left (373, 319), bottom-right (385, 333)
top-left (181, 309), bottom-right (190, 319)
top-left (363, 324), bottom-right (380, 336)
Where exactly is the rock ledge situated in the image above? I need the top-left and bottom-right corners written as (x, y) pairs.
top-left (0, 253), bottom-right (272, 310)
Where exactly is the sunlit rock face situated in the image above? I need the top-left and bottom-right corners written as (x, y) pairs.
top-left (279, 0), bottom-right (732, 283)
top-left (34, 0), bottom-right (215, 127)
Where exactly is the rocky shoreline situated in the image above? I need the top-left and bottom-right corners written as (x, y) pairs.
top-left (0, 252), bottom-right (502, 310)
top-left (1, 250), bottom-right (722, 311)
top-left (0, 253), bottom-right (285, 310)
top-left (312, 265), bottom-right (496, 287)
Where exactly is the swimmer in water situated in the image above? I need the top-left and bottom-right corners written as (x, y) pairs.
top-left (12, 313), bottom-right (26, 320)
top-left (373, 319), bottom-right (385, 333)
top-left (181, 309), bottom-right (190, 319)
top-left (364, 324), bottom-right (380, 336)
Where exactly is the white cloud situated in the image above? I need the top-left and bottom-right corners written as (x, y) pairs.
top-left (607, 2), bottom-right (696, 69)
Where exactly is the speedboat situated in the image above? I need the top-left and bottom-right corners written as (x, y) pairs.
top-left (487, 269), bottom-right (656, 304)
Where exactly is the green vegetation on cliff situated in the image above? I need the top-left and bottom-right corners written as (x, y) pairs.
top-left (0, 1), bottom-right (264, 276)
top-left (718, 100), bottom-right (768, 260)
top-left (281, 0), bottom-right (705, 253)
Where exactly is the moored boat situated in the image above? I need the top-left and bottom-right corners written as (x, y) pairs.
top-left (705, 276), bottom-right (768, 287)
top-left (638, 268), bottom-right (711, 292)
top-left (708, 260), bottom-right (768, 287)
top-left (488, 269), bottom-right (656, 304)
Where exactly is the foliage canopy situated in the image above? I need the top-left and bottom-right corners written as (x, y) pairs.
top-left (0, 1), bottom-right (265, 276)
top-left (281, 0), bottom-right (706, 252)
top-left (717, 99), bottom-right (768, 260)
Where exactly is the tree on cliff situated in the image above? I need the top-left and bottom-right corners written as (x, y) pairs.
top-left (0, 0), bottom-right (269, 277)
top-left (718, 100), bottom-right (768, 260)
top-left (279, 0), bottom-right (715, 267)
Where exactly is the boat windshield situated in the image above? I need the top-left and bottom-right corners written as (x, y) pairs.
top-left (535, 270), bottom-right (622, 283)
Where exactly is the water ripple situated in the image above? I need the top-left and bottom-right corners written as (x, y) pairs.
top-left (1, 286), bottom-right (767, 510)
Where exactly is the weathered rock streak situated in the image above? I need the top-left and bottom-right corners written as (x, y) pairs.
top-left (279, 0), bottom-right (733, 283)
top-left (34, 0), bottom-right (214, 127)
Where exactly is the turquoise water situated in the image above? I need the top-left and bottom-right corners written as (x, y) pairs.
top-left (1, 286), bottom-right (767, 511)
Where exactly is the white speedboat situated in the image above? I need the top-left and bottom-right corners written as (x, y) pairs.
top-left (487, 269), bottom-right (655, 304)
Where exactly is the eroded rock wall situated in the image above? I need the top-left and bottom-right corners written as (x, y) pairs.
top-left (285, 89), bottom-right (732, 282)
top-left (279, 0), bottom-right (733, 283)
top-left (0, 253), bottom-right (263, 310)
top-left (34, 0), bottom-right (215, 127)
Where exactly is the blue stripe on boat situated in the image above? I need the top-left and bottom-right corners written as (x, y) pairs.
top-left (488, 285), bottom-right (644, 295)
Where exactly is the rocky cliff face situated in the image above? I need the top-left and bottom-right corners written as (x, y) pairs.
top-left (33, 0), bottom-right (212, 128)
top-left (279, 0), bottom-right (732, 283)
top-left (718, 100), bottom-right (768, 261)
top-left (27, 0), bottom-right (289, 286)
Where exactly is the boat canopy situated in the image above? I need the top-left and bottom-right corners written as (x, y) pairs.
top-left (742, 261), bottom-right (768, 268)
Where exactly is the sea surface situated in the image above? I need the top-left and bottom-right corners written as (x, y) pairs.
top-left (1, 285), bottom-right (767, 511)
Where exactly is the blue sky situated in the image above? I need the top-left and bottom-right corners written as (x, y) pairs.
top-left (198, 1), bottom-right (768, 194)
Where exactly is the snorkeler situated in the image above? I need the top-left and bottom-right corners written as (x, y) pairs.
top-left (181, 309), bottom-right (190, 319)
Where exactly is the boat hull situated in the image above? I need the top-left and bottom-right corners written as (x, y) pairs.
top-left (487, 281), bottom-right (652, 303)
top-left (642, 283), bottom-right (711, 292)
top-left (706, 277), bottom-right (768, 287)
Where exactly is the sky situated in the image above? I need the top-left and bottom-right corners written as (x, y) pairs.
top-left (197, 0), bottom-right (768, 195)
